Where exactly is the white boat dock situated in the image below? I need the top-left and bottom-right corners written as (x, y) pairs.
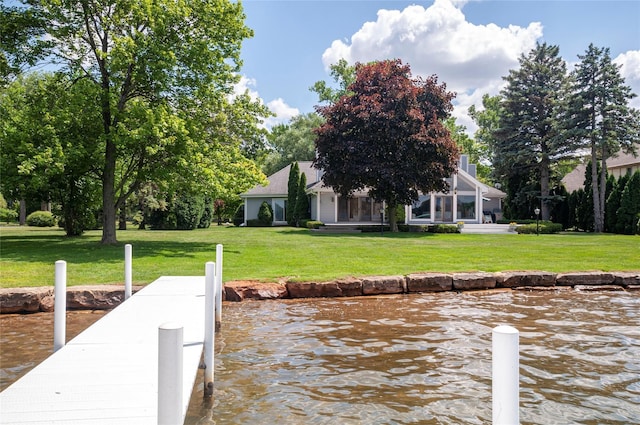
top-left (0, 276), bottom-right (206, 424)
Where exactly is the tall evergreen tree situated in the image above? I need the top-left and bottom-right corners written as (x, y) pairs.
top-left (494, 43), bottom-right (572, 221)
top-left (605, 173), bottom-right (629, 233)
top-left (286, 162), bottom-right (299, 225)
top-left (616, 171), bottom-right (640, 234)
top-left (564, 44), bottom-right (640, 232)
top-left (294, 173), bottom-right (310, 225)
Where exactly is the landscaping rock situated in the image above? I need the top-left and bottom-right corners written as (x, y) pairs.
top-left (0, 287), bottom-right (52, 313)
top-left (574, 285), bottom-right (626, 292)
top-left (555, 272), bottom-right (615, 286)
top-left (66, 285), bottom-right (127, 310)
top-left (406, 273), bottom-right (452, 292)
top-left (613, 272), bottom-right (640, 287)
top-left (452, 272), bottom-right (496, 290)
top-left (286, 278), bottom-right (362, 298)
top-left (224, 281), bottom-right (288, 301)
top-left (496, 271), bottom-right (556, 288)
top-left (362, 276), bottom-right (404, 295)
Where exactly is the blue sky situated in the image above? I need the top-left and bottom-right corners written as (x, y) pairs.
top-left (236, 0), bottom-right (640, 132)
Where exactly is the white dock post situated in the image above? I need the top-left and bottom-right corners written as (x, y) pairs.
top-left (204, 261), bottom-right (216, 397)
top-left (124, 244), bottom-right (132, 300)
top-left (492, 325), bottom-right (519, 425)
top-left (54, 260), bottom-right (67, 352)
top-left (215, 244), bottom-right (223, 331)
top-left (158, 322), bottom-right (183, 425)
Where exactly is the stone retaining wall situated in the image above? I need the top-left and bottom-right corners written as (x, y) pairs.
top-left (2, 272), bottom-right (638, 313)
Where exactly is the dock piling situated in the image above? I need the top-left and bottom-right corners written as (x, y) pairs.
top-left (215, 244), bottom-right (223, 331)
top-left (204, 261), bottom-right (216, 397)
top-left (54, 260), bottom-right (67, 352)
top-left (158, 322), bottom-right (184, 425)
top-left (492, 325), bottom-right (519, 425)
top-left (124, 244), bottom-right (132, 300)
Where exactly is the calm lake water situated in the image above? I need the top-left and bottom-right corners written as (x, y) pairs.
top-left (2, 291), bottom-right (640, 424)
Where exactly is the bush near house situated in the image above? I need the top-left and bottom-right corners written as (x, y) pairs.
top-left (257, 201), bottom-right (273, 226)
top-left (515, 221), bottom-right (563, 234)
top-left (301, 220), bottom-right (323, 229)
top-left (26, 211), bottom-right (56, 227)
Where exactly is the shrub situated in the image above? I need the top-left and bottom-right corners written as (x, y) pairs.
top-left (246, 219), bottom-right (271, 227)
top-left (257, 201), bottom-right (273, 226)
top-left (0, 208), bottom-right (18, 223)
top-left (233, 205), bottom-right (245, 226)
top-left (26, 211), bottom-right (56, 227)
top-left (515, 221), bottom-right (563, 234)
top-left (429, 224), bottom-right (459, 233)
top-left (398, 224), bottom-right (429, 232)
top-left (174, 195), bottom-right (205, 230)
top-left (198, 198), bottom-right (213, 228)
top-left (304, 220), bottom-right (324, 229)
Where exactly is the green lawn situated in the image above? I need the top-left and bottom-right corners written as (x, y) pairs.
top-left (1, 226), bottom-right (638, 288)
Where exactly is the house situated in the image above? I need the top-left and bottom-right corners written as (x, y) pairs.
top-left (561, 151), bottom-right (640, 193)
top-left (240, 155), bottom-right (506, 225)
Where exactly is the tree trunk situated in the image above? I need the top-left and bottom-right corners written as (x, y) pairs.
top-left (118, 205), bottom-right (127, 230)
top-left (101, 138), bottom-right (118, 244)
top-left (19, 199), bottom-right (26, 225)
top-left (387, 201), bottom-right (399, 232)
top-left (540, 155), bottom-right (551, 221)
top-left (591, 145), bottom-right (603, 233)
top-left (598, 147), bottom-right (609, 233)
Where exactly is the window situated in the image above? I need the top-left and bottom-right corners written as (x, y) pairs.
top-left (411, 195), bottom-right (431, 219)
top-left (273, 199), bottom-right (286, 222)
top-left (457, 195), bottom-right (475, 219)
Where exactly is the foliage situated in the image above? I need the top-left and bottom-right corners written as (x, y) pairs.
top-left (10, 1), bottom-right (269, 244)
top-left (26, 211), bottom-right (55, 227)
top-left (443, 117), bottom-right (490, 181)
top-left (233, 205), bottom-right (245, 227)
top-left (615, 171), bottom-right (640, 234)
top-left (263, 114), bottom-right (323, 176)
top-left (314, 59), bottom-right (460, 232)
top-left (294, 173), bottom-right (309, 224)
top-left (606, 174), bottom-right (629, 233)
top-left (287, 162), bottom-right (300, 226)
top-left (310, 58), bottom-right (356, 105)
top-left (428, 224), bottom-right (460, 234)
top-left (515, 222), bottom-right (563, 234)
top-left (257, 201), bottom-right (273, 226)
top-left (0, 193), bottom-right (7, 209)
top-left (0, 73), bottom-right (104, 236)
top-left (494, 43), bottom-right (571, 221)
top-left (0, 208), bottom-right (18, 223)
top-left (563, 44), bottom-right (640, 232)
top-left (174, 195), bottom-right (206, 230)
top-left (304, 220), bottom-right (324, 229)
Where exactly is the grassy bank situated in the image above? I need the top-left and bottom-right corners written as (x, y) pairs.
top-left (1, 226), bottom-right (638, 288)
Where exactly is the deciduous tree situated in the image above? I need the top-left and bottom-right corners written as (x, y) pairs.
top-left (11, 0), bottom-right (268, 243)
top-left (314, 59), bottom-right (459, 231)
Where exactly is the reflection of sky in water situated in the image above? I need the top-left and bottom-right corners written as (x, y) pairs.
top-left (2, 292), bottom-right (639, 424)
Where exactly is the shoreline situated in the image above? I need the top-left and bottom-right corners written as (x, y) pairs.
top-left (2, 270), bottom-right (639, 314)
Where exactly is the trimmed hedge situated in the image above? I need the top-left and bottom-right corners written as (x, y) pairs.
top-left (26, 211), bottom-right (56, 227)
top-left (302, 220), bottom-right (324, 229)
top-left (515, 221), bottom-right (563, 234)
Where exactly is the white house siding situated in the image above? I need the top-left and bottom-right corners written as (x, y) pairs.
top-left (314, 193), bottom-right (338, 223)
top-left (244, 197), bottom-right (270, 223)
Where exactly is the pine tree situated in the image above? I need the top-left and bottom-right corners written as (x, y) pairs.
top-left (616, 171), bottom-right (640, 234)
top-left (605, 174), bottom-right (626, 232)
top-left (564, 44), bottom-right (640, 232)
top-left (495, 43), bottom-right (572, 221)
top-left (286, 162), bottom-right (299, 226)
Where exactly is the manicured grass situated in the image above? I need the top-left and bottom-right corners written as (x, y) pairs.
top-left (1, 226), bottom-right (638, 288)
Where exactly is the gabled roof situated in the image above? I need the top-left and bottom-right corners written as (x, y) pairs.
top-left (608, 151), bottom-right (640, 169)
top-left (242, 161), bottom-right (318, 197)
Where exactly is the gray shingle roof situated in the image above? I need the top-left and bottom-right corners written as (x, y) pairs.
top-left (242, 161), bottom-right (318, 197)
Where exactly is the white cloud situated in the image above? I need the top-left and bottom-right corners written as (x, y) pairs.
top-left (614, 50), bottom-right (640, 109)
top-left (321, 0), bottom-right (544, 135)
top-left (234, 76), bottom-right (300, 129)
top-left (265, 98), bottom-right (300, 128)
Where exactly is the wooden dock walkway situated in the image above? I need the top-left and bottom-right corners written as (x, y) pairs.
top-left (0, 276), bottom-right (206, 424)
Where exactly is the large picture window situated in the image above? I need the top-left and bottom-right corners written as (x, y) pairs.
top-left (457, 195), bottom-right (476, 220)
top-left (411, 195), bottom-right (431, 220)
